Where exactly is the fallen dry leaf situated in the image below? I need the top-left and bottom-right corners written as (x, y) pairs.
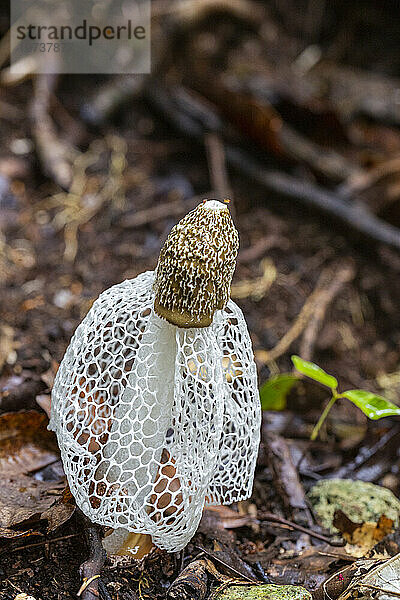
top-left (204, 505), bottom-right (254, 529)
top-left (39, 361), bottom-right (58, 390)
top-left (0, 474), bottom-right (64, 528)
top-left (262, 544), bottom-right (350, 592)
top-left (338, 553), bottom-right (400, 600)
top-left (41, 485), bottom-right (76, 532)
top-left (0, 410), bottom-right (66, 533)
top-left (199, 506), bottom-right (254, 548)
top-left (35, 394), bottom-right (51, 418)
top-left (334, 510), bottom-right (394, 558)
top-left (0, 410), bottom-right (59, 475)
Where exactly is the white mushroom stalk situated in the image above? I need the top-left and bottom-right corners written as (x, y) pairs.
top-left (49, 199), bottom-right (261, 554)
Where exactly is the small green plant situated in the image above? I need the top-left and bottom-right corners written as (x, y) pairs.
top-left (258, 374), bottom-right (299, 411)
top-left (291, 355), bottom-right (400, 440)
top-left (259, 356), bottom-right (400, 441)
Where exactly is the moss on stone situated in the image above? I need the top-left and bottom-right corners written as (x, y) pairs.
top-left (214, 584), bottom-right (312, 600)
top-left (308, 479), bottom-right (400, 532)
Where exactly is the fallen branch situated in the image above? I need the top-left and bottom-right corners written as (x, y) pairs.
top-left (257, 262), bottom-right (354, 363)
top-left (145, 82), bottom-right (400, 252)
top-left (168, 553), bottom-right (256, 600)
top-left (30, 73), bottom-right (77, 190)
top-left (167, 558), bottom-right (209, 600)
top-left (227, 147), bottom-right (400, 252)
top-left (195, 76), bottom-right (359, 182)
top-left (299, 263), bottom-right (356, 360)
top-left (333, 425), bottom-right (400, 480)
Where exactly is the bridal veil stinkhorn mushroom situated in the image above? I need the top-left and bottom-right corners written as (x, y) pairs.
top-left (49, 199), bottom-right (261, 557)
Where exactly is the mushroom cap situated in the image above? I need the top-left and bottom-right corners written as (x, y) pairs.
top-left (49, 271), bottom-right (260, 553)
top-left (153, 199), bottom-right (239, 327)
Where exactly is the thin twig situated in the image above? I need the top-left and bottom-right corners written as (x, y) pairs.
top-left (2, 533), bottom-right (79, 555)
top-left (334, 425), bottom-right (400, 479)
top-left (258, 262), bottom-right (353, 363)
top-left (300, 264), bottom-right (355, 360)
top-left (195, 547), bottom-right (258, 583)
top-left (357, 584), bottom-right (400, 597)
top-left (258, 512), bottom-right (345, 546)
top-left (119, 192), bottom-right (215, 229)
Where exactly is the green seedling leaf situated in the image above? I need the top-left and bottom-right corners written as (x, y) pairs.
top-left (291, 355), bottom-right (338, 390)
top-left (342, 390), bottom-right (400, 420)
top-left (259, 374), bottom-right (298, 411)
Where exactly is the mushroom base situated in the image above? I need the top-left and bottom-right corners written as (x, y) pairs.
top-left (102, 529), bottom-right (154, 558)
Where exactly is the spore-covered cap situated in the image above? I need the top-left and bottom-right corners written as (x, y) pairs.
top-left (154, 199), bottom-right (239, 327)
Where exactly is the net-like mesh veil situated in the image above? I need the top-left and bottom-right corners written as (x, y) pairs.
top-left (49, 270), bottom-right (260, 553)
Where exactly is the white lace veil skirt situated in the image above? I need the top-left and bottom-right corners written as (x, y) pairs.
top-left (49, 270), bottom-right (261, 552)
